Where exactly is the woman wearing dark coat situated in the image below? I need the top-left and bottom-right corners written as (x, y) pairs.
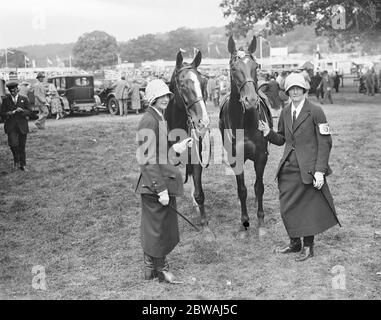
top-left (135, 79), bottom-right (192, 282)
top-left (258, 72), bottom-right (340, 262)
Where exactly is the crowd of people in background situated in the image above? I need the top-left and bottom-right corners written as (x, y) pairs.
top-left (1, 63), bottom-right (380, 125)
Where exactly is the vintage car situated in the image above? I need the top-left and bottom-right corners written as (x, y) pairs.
top-left (94, 81), bottom-right (149, 115)
top-left (49, 75), bottom-right (98, 114)
top-left (26, 74), bottom-right (98, 116)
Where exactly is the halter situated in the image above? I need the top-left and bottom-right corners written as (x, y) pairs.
top-left (230, 53), bottom-right (260, 113)
top-left (172, 65), bottom-right (211, 168)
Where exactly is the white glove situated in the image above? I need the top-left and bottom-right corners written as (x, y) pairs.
top-left (313, 172), bottom-right (325, 190)
top-left (157, 189), bottom-right (169, 206)
top-left (258, 120), bottom-right (270, 136)
top-left (173, 137), bottom-right (193, 154)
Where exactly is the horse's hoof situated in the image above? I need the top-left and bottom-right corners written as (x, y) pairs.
top-left (258, 227), bottom-right (267, 237)
top-left (238, 231), bottom-right (248, 239)
top-left (202, 226), bottom-right (216, 241)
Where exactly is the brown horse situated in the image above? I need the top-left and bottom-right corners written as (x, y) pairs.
top-left (165, 50), bottom-right (211, 229)
top-left (219, 36), bottom-right (273, 231)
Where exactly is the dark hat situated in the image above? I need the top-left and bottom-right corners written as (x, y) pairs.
top-left (6, 81), bottom-right (19, 88)
top-left (36, 72), bottom-right (45, 79)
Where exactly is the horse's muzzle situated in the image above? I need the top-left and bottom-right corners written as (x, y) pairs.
top-left (241, 96), bottom-right (260, 111)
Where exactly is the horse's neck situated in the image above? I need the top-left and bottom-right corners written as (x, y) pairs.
top-left (228, 84), bottom-right (244, 127)
top-left (227, 84), bottom-right (260, 132)
top-left (166, 95), bottom-right (188, 132)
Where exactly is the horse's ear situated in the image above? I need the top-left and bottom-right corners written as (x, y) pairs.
top-left (176, 51), bottom-right (183, 69)
top-left (248, 36), bottom-right (257, 54)
top-left (192, 50), bottom-right (202, 68)
top-left (228, 35), bottom-right (236, 54)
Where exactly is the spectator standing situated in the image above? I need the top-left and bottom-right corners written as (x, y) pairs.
top-left (301, 69), bottom-right (311, 94)
top-left (130, 79), bottom-right (141, 114)
top-left (33, 72), bottom-right (49, 129)
top-left (47, 79), bottom-right (64, 120)
top-left (0, 82), bottom-right (36, 171)
top-left (18, 81), bottom-right (31, 97)
top-left (333, 71), bottom-right (341, 93)
top-left (318, 71), bottom-right (334, 104)
top-left (114, 76), bottom-right (130, 116)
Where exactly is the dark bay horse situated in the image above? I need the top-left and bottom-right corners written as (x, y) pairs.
top-left (219, 36), bottom-right (273, 231)
top-left (165, 50), bottom-right (211, 228)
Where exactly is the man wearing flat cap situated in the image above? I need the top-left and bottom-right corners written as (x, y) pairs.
top-left (33, 72), bottom-right (49, 129)
top-left (0, 81), bottom-right (35, 171)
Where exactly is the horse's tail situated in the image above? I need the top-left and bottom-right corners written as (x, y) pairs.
top-left (184, 164), bottom-right (193, 184)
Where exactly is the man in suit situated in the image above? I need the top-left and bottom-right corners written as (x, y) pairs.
top-left (0, 81), bottom-right (36, 171)
top-left (135, 79), bottom-right (192, 283)
top-left (258, 73), bottom-right (340, 262)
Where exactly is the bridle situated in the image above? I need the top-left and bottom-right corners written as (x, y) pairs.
top-left (172, 65), bottom-right (211, 168)
top-left (173, 65), bottom-right (206, 137)
top-left (230, 52), bottom-right (260, 113)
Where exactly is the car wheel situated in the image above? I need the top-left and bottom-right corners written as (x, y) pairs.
top-left (107, 97), bottom-right (119, 115)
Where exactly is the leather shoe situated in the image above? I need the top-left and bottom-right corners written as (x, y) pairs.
top-left (295, 246), bottom-right (314, 262)
top-left (158, 270), bottom-right (181, 284)
top-left (276, 243), bottom-right (302, 254)
top-left (144, 267), bottom-right (158, 280)
top-left (20, 166), bottom-right (29, 172)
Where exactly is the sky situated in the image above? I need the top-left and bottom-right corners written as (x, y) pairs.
top-left (0, 0), bottom-right (230, 49)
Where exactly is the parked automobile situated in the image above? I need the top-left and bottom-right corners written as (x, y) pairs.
top-left (48, 75), bottom-right (98, 115)
top-left (94, 81), bottom-right (149, 115)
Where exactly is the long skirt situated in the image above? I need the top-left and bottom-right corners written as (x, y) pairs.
top-left (278, 151), bottom-right (339, 238)
top-left (50, 96), bottom-right (62, 114)
top-left (141, 194), bottom-right (179, 258)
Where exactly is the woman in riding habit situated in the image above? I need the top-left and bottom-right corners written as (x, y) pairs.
top-left (258, 72), bottom-right (340, 262)
top-left (135, 79), bottom-right (192, 282)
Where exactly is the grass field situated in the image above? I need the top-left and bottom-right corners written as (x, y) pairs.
top-left (1, 84), bottom-right (380, 300)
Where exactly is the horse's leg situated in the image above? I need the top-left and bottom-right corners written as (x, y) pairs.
top-left (254, 154), bottom-right (268, 227)
top-left (191, 164), bottom-right (207, 227)
top-left (235, 172), bottom-right (249, 229)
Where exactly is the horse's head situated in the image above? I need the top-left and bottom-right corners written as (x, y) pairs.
top-left (228, 35), bottom-right (260, 111)
top-left (170, 50), bottom-right (210, 136)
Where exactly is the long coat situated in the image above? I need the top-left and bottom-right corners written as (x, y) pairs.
top-left (33, 82), bottom-right (47, 106)
top-left (0, 95), bottom-right (35, 134)
top-left (135, 107), bottom-right (184, 257)
top-left (114, 79), bottom-right (130, 100)
top-left (130, 83), bottom-right (141, 110)
top-left (266, 99), bottom-right (340, 237)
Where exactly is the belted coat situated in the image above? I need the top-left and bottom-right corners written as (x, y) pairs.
top-left (135, 107), bottom-right (184, 257)
top-left (266, 99), bottom-right (340, 237)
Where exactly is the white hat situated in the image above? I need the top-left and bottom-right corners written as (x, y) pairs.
top-left (284, 72), bottom-right (307, 92)
top-left (145, 79), bottom-right (174, 105)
